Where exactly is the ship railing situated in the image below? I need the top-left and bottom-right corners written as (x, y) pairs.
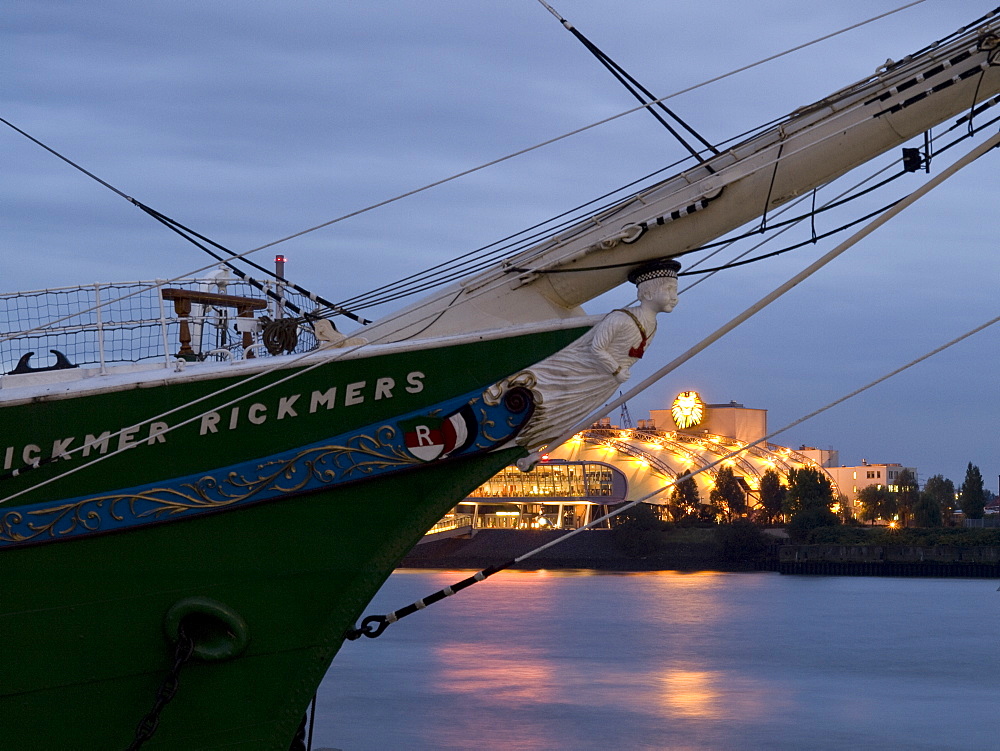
top-left (0, 274), bottom-right (321, 377)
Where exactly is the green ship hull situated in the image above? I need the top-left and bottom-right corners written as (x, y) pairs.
top-left (0, 324), bottom-right (588, 749)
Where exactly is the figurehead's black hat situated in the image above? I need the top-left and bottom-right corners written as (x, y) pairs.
top-left (627, 258), bottom-right (681, 285)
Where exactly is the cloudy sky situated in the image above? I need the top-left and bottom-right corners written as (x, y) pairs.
top-left (4, 0), bottom-right (998, 491)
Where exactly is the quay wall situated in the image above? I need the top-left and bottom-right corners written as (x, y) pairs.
top-left (778, 544), bottom-right (1000, 577)
top-left (401, 530), bottom-right (1000, 577)
top-left (400, 528), bottom-right (737, 571)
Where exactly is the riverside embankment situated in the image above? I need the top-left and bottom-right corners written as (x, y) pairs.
top-left (777, 542), bottom-right (1000, 576)
top-left (401, 528), bottom-right (1000, 577)
top-left (401, 529), bottom-right (750, 571)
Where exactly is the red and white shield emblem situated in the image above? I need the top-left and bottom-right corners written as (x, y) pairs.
top-left (401, 408), bottom-right (475, 462)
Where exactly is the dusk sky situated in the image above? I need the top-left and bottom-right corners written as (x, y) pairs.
top-left (4, 1), bottom-right (998, 491)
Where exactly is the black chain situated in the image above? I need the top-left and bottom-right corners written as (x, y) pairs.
top-left (126, 625), bottom-right (195, 750)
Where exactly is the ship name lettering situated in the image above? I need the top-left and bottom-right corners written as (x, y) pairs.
top-left (277, 395), bottom-right (299, 419)
top-left (248, 403), bottom-right (268, 425)
top-left (147, 422), bottom-right (168, 445)
top-left (344, 381), bottom-right (365, 406)
top-left (374, 377), bottom-right (394, 400)
top-left (1, 422), bottom-right (172, 475)
top-left (310, 388), bottom-right (337, 413)
top-left (405, 372), bottom-right (425, 393)
top-left (6, 371), bottom-right (429, 460)
top-left (51, 436), bottom-right (75, 459)
top-left (200, 412), bottom-right (221, 435)
top-left (22, 444), bottom-right (41, 465)
top-left (82, 432), bottom-right (113, 457)
top-left (118, 425), bottom-right (141, 450)
top-left (196, 370), bottom-right (426, 434)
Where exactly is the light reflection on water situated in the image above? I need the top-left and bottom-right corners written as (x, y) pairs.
top-left (317, 570), bottom-right (1000, 750)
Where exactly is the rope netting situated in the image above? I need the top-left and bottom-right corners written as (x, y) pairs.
top-left (0, 277), bottom-right (318, 373)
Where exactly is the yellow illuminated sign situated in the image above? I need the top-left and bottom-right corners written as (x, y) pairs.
top-left (671, 391), bottom-right (705, 429)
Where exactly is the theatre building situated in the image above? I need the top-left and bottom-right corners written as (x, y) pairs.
top-left (441, 392), bottom-right (846, 532)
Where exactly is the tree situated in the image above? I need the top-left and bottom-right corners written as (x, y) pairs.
top-left (784, 467), bottom-right (839, 540)
top-left (695, 502), bottom-right (721, 523)
top-left (856, 484), bottom-right (896, 525)
top-left (923, 474), bottom-right (956, 526)
top-left (893, 468), bottom-right (918, 527)
top-left (668, 476), bottom-right (702, 523)
top-left (757, 469), bottom-right (786, 526)
top-left (835, 493), bottom-right (852, 523)
top-left (959, 462), bottom-right (986, 519)
top-left (710, 466), bottom-right (747, 522)
top-left (912, 490), bottom-right (943, 527)
top-left (784, 467), bottom-right (836, 515)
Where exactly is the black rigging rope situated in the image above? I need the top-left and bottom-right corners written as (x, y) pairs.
top-left (133, 202), bottom-right (370, 325)
top-left (330, 117), bottom-right (791, 313)
top-left (536, 0), bottom-right (719, 164)
top-left (8, 8), bottom-right (998, 323)
top-left (504, 170), bottom-right (908, 277)
top-left (0, 117), bottom-right (369, 326)
top-left (330, 8), bottom-right (1000, 313)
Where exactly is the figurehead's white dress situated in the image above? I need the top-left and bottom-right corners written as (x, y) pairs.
top-left (510, 307), bottom-right (655, 450)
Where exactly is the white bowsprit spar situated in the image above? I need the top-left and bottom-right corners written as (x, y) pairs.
top-left (358, 7), bottom-right (1000, 345)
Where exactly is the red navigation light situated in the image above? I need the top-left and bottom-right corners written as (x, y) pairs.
top-left (274, 255), bottom-right (287, 264)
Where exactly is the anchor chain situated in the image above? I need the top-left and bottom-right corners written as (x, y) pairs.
top-left (126, 624), bottom-right (195, 750)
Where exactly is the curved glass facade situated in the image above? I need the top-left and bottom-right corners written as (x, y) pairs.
top-left (465, 460), bottom-right (626, 501)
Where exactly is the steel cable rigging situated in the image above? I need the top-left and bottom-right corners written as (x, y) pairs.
top-left (3, 1), bottom-right (994, 331)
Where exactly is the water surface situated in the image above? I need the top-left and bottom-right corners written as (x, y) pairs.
top-left (315, 570), bottom-right (1000, 750)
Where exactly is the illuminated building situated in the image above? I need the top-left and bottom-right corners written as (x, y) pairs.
top-left (823, 461), bottom-right (918, 517)
top-left (449, 393), bottom-right (845, 530)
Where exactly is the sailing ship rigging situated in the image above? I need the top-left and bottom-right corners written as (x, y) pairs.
top-left (2, 4), bottom-right (999, 749)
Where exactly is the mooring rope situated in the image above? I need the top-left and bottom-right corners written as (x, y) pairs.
top-left (345, 309), bottom-right (1000, 641)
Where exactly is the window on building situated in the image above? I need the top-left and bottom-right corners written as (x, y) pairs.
top-left (467, 462), bottom-right (619, 499)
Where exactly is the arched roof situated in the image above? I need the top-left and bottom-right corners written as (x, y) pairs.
top-left (544, 427), bottom-right (841, 505)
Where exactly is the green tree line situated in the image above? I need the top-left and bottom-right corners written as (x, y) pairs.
top-left (661, 462), bottom-right (991, 533)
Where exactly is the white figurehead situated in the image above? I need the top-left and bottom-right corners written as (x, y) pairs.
top-left (592, 259), bottom-right (680, 385)
top-left (498, 258), bottom-right (681, 450)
